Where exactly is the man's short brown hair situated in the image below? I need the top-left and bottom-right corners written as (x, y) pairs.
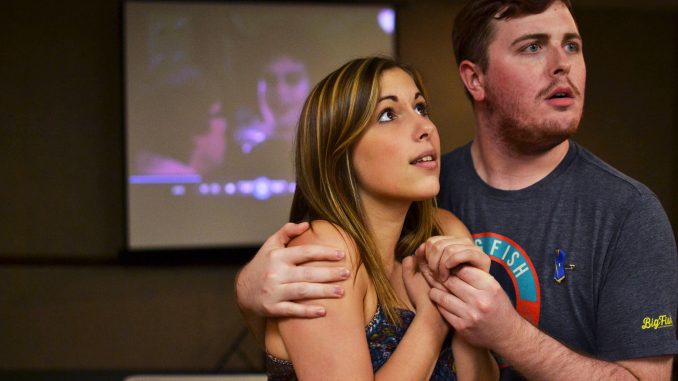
top-left (452, 0), bottom-right (574, 71)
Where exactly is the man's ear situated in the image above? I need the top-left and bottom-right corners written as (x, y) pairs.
top-left (459, 60), bottom-right (485, 102)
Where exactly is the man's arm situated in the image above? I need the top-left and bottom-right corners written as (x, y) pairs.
top-left (235, 222), bottom-right (349, 344)
top-left (430, 265), bottom-right (674, 380)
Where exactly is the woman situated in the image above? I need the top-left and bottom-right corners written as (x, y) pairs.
top-left (265, 57), bottom-right (498, 380)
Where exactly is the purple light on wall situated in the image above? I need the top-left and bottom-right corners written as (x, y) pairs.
top-left (188, 178), bottom-right (296, 198)
top-left (269, 180), bottom-right (287, 194)
top-left (171, 185), bottom-right (186, 196)
top-left (224, 183), bottom-right (236, 195)
top-left (130, 174), bottom-right (202, 184)
top-left (237, 180), bottom-right (255, 195)
top-left (378, 8), bottom-right (395, 35)
top-left (253, 177), bottom-right (272, 200)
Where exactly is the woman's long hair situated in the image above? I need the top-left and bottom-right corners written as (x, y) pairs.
top-left (289, 57), bottom-right (441, 323)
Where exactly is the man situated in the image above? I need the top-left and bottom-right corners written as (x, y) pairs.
top-left (235, 0), bottom-right (678, 379)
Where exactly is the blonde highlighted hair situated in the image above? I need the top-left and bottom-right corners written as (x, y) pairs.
top-left (289, 57), bottom-right (441, 323)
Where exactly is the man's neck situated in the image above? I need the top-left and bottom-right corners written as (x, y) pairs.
top-left (470, 137), bottom-right (570, 191)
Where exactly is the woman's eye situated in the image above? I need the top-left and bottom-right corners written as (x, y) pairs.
top-left (378, 109), bottom-right (396, 123)
top-left (415, 103), bottom-right (428, 116)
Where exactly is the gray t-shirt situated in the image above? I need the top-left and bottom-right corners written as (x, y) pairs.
top-left (438, 141), bottom-right (678, 379)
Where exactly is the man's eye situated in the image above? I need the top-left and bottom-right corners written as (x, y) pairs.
top-left (415, 103), bottom-right (428, 116)
top-left (378, 109), bottom-right (396, 122)
top-left (564, 41), bottom-right (580, 53)
top-left (524, 43), bottom-right (540, 53)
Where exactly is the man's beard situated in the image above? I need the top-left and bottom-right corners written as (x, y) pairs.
top-left (485, 91), bottom-right (581, 157)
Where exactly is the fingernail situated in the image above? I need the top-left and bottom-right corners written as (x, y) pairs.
top-left (334, 286), bottom-right (344, 296)
top-left (336, 250), bottom-right (345, 259)
top-left (315, 308), bottom-right (326, 317)
top-left (339, 269), bottom-right (350, 278)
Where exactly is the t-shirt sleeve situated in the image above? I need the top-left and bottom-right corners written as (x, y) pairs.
top-left (595, 192), bottom-right (678, 360)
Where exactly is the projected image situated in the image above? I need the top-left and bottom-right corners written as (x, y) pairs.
top-left (235, 54), bottom-right (310, 155)
top-left (125, 2), bottom-right (395, 249)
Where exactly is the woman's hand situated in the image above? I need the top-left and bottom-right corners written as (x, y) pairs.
top-left (415, 235), bottom-right (491, 286)
top-left (402, 255), bottom-right (449, 334)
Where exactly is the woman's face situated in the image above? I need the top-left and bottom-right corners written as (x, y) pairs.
top-left (352, 68), bottom-right (440, 207)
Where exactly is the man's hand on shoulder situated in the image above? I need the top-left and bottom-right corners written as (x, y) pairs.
top-left (235, 222), bottom-right (350, 319)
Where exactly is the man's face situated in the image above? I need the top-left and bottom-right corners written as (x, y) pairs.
top-left (481, 1), bottom-right (586, 155)
top-left (264, 56), bottom-right (310, 124)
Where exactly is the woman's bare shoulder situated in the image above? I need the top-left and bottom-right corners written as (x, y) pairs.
top-left (289, 220), bottom-right (363, 272)
top-left (435, 208), bottom-right (472, 239)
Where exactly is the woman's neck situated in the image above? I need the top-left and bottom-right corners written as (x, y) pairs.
top-left (362, 197), bottom-right (410, 273)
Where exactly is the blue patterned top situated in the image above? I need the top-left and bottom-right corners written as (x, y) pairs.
top-left (266, 305), bottom-right (456, 380)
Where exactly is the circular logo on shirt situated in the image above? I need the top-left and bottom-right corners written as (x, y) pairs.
top-left (473, 232), bottom-right (541, 326)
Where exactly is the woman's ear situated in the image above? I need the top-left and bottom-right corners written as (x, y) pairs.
top-left (459, 60), bottom-right (485, 102)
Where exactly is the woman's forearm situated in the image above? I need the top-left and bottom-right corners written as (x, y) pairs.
top-left (375, 307), bottom-right (448, 380)
top-left (452, 334), bottom-right (499, 381)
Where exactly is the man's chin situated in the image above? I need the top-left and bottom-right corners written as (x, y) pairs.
top-left (504, 128), bottom-right (577, 156)
top-left (499, 116), bottom-right (579, 156)
top-left (516, 137), bottom-right (569, 156)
